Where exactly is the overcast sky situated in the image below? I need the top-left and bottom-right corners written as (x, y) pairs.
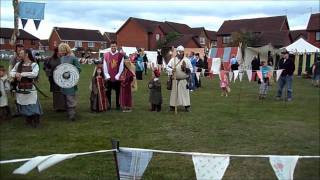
top-left (1, 0), bottom-right (319, 39)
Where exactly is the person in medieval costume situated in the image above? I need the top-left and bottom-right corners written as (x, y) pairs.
top-left (10, 49), bottom-right (42, 127)
top-left (148, 68), bottom-right (162, 112)
top-left (0, 66), bottom-right (11, 121)
top-left (166, 45), bottom-right (193, 112)
top-left (103, 41), bottom-right (125, 110)
top-left (90, 64), bottom-right (108, 112)
top-left (119, 59), bottom-right (136, 112)
top-left (135, 49), bottom-right (146, 80)
top-left (43, 47), bottom-right (66, 111)
top-left (58, 43), bottom-right (81, 121)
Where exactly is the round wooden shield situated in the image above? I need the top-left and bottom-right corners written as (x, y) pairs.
top-left (53, 63), bottom-right (79, 88)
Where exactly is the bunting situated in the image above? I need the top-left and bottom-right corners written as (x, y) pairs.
top-left (233, 70), bottom-right (239, 83)
top-left (192, 155), bottom-right (230, 180)
top-left (33, 19), bottom-right (41, 30)
top-left (18, 2), bottom-right (45, 30)
top-left (276, 69), bottom-right (284, 81)
top-left (228, 71), bottom-right (233, 82)
top-left (37, 154), bottom-right (77, 172)
top-left (13, 155), bottom-right (53, 175)
top-left (269, 156), bottom-right (299, 180)
top-left (21, 18), bottom-right (28, 29)
top-left (239, 71), bottom-right (244, 82)
top-left (246, 70), bottom-right (252, 82)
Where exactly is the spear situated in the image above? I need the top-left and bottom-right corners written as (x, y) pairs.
top-left (10, 0), bottom-right (20, 46)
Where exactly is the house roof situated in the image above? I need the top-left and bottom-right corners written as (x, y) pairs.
top-left (0, 27), bottom-right (39, 40)
top-left (290, 30), bottom-right (308, 41)
top-left (255, 31), bottom-right (292, 48)
top-left (165, 21), bottom-right (192, 34)
top-left (205, 30), bottom-right (217, 41)
top-left (217, 16), bottom-right (289, 35)
top-left (191, 27), bottom-right (205, 37)
top-left (39, 39), bottom-right (49, 46)
top-left (307, 13), bottom-right (320, 31)
top-left (104, 32), bottom-right (116, 42)
top-left (130, 17), bottom-right (160, 33)
top-left (167, 34), bottom-right (201, 48)
top-left (53, 27), bottom-right (105, 41)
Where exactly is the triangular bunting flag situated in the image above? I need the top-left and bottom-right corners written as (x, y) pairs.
top-left (239, 71), bottom-right (243, 82)
top-left (192, 155), bottom-right (230, 180)
top-left (256, 71), bottom-right (264, 83)
top-left (233, 70), bottom-right (239, 83)
top-left (269, 156), bottom-right (299, 180)
top-left (13, 155), bottom-right (53, 175)
top-left (276, 69), bottom-right (284, 81)
top-left (37, 154), bottom-right (77, 172)
top-left (33, 19), bottom-right (41, 30)
top-left (228, 71), bottom-right (233, 82)
top-left (246, 70), bottom-right (252, 82)
top-left (21, 18), bottom-right (28, 29)
top-left (196, 72), bottom-right (201, 81)
top-left (117, 148), bottom-right (153, 180)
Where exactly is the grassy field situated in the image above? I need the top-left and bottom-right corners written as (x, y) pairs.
top-left (0, 61), bottom-right (319, 180)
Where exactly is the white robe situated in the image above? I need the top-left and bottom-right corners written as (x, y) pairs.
top-left (10, 62), bottom-right (39, 105)
top-left (0, 75), bottom-right (10, 107)
top-left (166, 57), bottom-right (193, 107)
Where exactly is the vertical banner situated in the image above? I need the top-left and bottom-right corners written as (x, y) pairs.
top-left (13, 155), bottom-right (53, 175)
top-left (211, 58), bottom-right (221, 74)
top-left (117, 148), bottom-right (153, 180)
top-left (233, 70), bottom-right (239, 83)
top-left (192, 155), bottom-right (230, 180)
top-left (269, 156), bottom-right (299, 180)
top-left (276, 70), bottom-right (284, 81)
top-left (246, 70), bottom-right (252, 82)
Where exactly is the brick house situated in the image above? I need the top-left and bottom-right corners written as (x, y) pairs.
top-left (306, 13), bottom-right (320, 48)
top-left (205, 30), bottom-right (217, 48)
top-left (103, 32), bottom-right (116, 48)
top-left (290, 30), bottom-right (308, 42)
top-left (217, 16), bottom-right (291, 48)
top-left (38, 39), bottom-right (49, 51)
top-left (190, 27), bottom-right (211, 48)
top-left (116, 17), bottom-right (214, 51)
top-left (48, 27), bottom-right (106, 52)
top-left (0, 27), bottom-right (39, 50)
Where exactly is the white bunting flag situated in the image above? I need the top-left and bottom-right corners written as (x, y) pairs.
top-left (246, 70), bottom-right (252, 82)
top-left (37, 154), bottom-right (77, 172)
top-left (117, 148), bottom-right (153, 180)
top-left (13, 155), bottom-right (53, 175)
top-left (239, 71), bottom-right (244, 82)
top-left (276, 69), bottom-right (284, 81)
top-left (192, 155), bottom-right (230, 180)
top-left (233, 70), bottom-right (239, 83)
top-left (228, 71), bottom-right (233, 82)
top-left (269, 156), bottom-right (299, 180)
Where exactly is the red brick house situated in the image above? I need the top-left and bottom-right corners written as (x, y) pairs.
top-left (38, 39), bottom-right (49, 51)
top-left (103, 32), bottom-right (116, 48)
top-left (116, 17), bottom-right (205, 51)
top-left (290, 30), bottom-right (308, 42)
top-left (205, 30), bottom-right (217, 48)
top-left (48, 27), bottom-right (106, 52)
top-left (306, 13), bottom-right (320, 48)
top-left (191, 27), bottom-right (211, 48)
top-left (217, 16), bottom-right (291, 48)
top-left (0, 27), bottom-right (39, 50)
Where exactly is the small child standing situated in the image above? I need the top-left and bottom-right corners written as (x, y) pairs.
top-left (90, 64), bottom-right (108, 112)
top-left (219, 63), bottom-right (230, 97)
top-left (259, 60), bottom-right (272, 99)
top-left (0, 66), bottom-right (11, 121)
top-left (148, 69), bottom-right (162, 112)
top-left (119, 60), bottom-right (136, 112)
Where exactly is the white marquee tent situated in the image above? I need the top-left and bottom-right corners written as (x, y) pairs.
top-left (281, 38), bottom-right (320, 53)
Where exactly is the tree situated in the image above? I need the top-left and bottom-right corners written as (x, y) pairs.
top-left (156, 32), bottom-right (180, 63)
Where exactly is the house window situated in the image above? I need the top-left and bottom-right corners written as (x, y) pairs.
top-left (19, 39), bottom-right (23, 44)
top-left (75, 41), bottom-right (82, 47)
top-left (211, 41), bottom-right (217, 47)
top-left (199, 37), bottom-right (206, 45)
top-left (0, 38), bottom-right (4, 44)
top-left (316, 32), bottom-right (320, 41)
top-left (156, 34), bottom-right (160, 41)
top-left (88, 42), bottom-right (95, 47)
top-left (223, 36), bottom-right (232, 44)
top-left (53, 41), bottom-right (57, 47)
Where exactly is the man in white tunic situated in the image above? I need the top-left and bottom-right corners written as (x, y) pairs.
top-left (166, 46), bottom-right (193, 112)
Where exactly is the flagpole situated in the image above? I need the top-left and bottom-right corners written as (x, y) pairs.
top-left (111, 139), bottom-right (120, 180)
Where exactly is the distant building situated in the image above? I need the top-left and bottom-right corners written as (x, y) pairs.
top-left (0, 27), bottom-right (39, 50)
top-left (306, 13), bottom-right (320, 48)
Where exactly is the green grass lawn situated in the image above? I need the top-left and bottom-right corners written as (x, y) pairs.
top-left (0, 61), bottom-right (319, 180)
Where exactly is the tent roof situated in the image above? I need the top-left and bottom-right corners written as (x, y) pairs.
top-left (283, 37), bottom-right (319, 53)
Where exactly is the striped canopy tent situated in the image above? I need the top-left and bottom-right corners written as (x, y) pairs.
top-left (208, 47), bottom-right (239, 72)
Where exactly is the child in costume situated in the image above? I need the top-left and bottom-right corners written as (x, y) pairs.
top-left (119, 60), bottom-right (136, 112)
top-left (90, 64), bottom-right (108, 112)
top-left (148, 68), bottom-right (162, 112)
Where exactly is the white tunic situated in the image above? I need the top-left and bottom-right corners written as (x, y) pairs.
top-left (0, 75), bottom-right (10, 107)
top-left (166, 57), bottom-right (193, 107)
top-left (10, 62), bottom-right (39, 105)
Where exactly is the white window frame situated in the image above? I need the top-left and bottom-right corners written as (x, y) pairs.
top-left (316, 32), bottom-right (320, 41)
top-left (211, 40), bottom-right (217, 47)
top-left (199, 37), bottom-right (206, 45)
top-left (19, 39), bottom-right (23, 44)
top-left (88, 42), bottom-right (95, 47)
top-left (75, 41), bottom-right (82, 47)
top-left (223, 36), bottom-right (232, 44)
top-left (156, 34), bottom-right (160, 41)
top-left (0, 38), bottom-right (4, 44)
